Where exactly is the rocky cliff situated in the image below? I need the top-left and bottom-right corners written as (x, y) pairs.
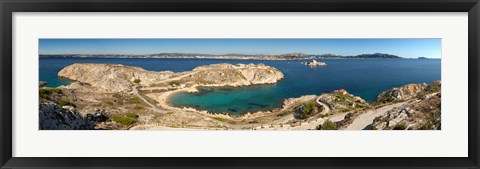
top-left (39, 101), bottom-right (94, 130)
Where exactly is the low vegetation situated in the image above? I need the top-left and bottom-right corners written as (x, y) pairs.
top-left (133, 79), bottom-right (141, 84)
top-left (58, 100), bottom-right (75, 107)
top-left (112, 112), bottom-right (139, 126)
top-left (416, 91), bottom-right (427, 99)
top-left (334, 93), bottom-right (355, 104)
top-left (125, 112), bottom-right (139, 119)
top-left (128, 97), bottom-right (142, 104)
top-left (39, 88), bottom-right (62, 99)
top-left (337, 106), bottom-right (352, 112)
top-left (297, 100), bottom-right (316, 119)
top-left (418, 110), bottom-right (441, 130)
top-left (212, 117), bottom-right (227, 122)
top-left (393, 123), bottom-right (407, 130)
top-left (168, 81), bottom-right (181, 87)
top-left (133, 105), bottom-right (144, 110)
top-left (427, 84), bottom-right (440, 93)
top-left (317, 119), bottom-right (337, 130)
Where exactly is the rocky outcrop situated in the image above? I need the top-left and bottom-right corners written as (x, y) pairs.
top-left (370, 93), bottom-right (441, 130)
top-left (59, 63), bottom-right (284, 92)
top-left (302, 60), bottom-right (327, 67)
top-left (39, 101), bottom-right (94, 130)
top-left (376, 80), bottom-right (441, 103)
top-left (190, 63), bottom-right (284, 87)
top-left (39, 81), bottom-right (48, 87)
top-left (368, 81), bottom-right (441, 130)
top-left (317, 89), bottom-right (367, 113)
top-left (58, 63), bottom-right (175, 92)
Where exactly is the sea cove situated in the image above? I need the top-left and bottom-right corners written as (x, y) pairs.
top-left (40, 58), bottom-right (440, 115)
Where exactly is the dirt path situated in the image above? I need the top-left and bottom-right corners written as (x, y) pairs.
top-left (132, 86), bottom-right (168, 113)
top-left (345, 102), bottom-right (406, 130)
top-left (157, 71), bottom-right (197, 84)
top-left (131, 71), bottom-right (200, 114)
top-left (284, 98), bottom-right (339, 130)
top-left (241, 97), bottom-right (334, 130)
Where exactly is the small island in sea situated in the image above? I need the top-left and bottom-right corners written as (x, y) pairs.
top-left (39, 39), bottom-right (441, 130)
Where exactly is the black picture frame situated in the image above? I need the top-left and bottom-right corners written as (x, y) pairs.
top-left (1, 0), bottom-right (479, 168)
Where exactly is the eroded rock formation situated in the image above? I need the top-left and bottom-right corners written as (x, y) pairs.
top-left (58, 63), bottom-right (175, 92)
top-left (39, 101), bottom-right (94, 130)
top-left (58, 63), bottom-right (284, 92)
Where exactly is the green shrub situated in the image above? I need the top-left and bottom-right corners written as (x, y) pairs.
top-left (338, 107), bottom-right (352, 112)
top-left (169, 81), bottom-right (181, 86)
top-left (112, 115), bottom-right (136, 126)
top-left (106, 101), bottom-right (114, 106)
top-left (298, 100), bottom-right (315, 119)
top-left (416, 91), bottom-right (426, 99)
top-left (166, 112), bottom-right (174, 115)
top-left (370, 125), bottom-right (378, 130)
top-left (129, 97), bottom-right (142, 104)
top-left (335, 94), bottom-right (354, 103)
top-left (318, 119), bottom-right (337, 130)
top-left (133, 105), bottom-right (144, 110)
top-left (58, 100), bottom-right (75, 107)
top-left (393, 123), bottom-right (407, 130)
top-left (212, 117), bottom-right (226, 122)
top-left (133, 79), bottom-right (141, 84)
top-left (427, 85), bottom-right (440, 93)
top-left (381, 117), bottom-right (391, 123)
top-left (39, 88), bottom-right (62, 99)
top-left (125, 112), bottom-right (139, 119)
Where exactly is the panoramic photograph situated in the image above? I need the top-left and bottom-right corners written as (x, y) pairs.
top-left (39, 39), bottom-right (441, 130)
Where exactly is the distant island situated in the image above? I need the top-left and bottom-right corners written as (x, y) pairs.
top-left (39, 52), bottom-right (406, 60)
top-left (302, 60), bottom-right (327, 67)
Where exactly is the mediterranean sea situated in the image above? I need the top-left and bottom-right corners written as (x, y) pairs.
top-left (40, 58), bottom-right (441, 115)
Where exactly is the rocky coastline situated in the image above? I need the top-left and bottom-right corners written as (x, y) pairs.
top-left (39, 63), bottom-right (440, 130)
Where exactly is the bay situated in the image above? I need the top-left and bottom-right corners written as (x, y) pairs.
top-left (40, 58), bottom-right (441, 115)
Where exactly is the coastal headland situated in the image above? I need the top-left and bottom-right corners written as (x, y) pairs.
top-left (39, 63), bottom-right (441, 130)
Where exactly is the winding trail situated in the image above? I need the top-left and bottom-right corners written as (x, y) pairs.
top-left (132, 86), bottom-right (168, 113)
top-left (316, 97), bottom-right (331, 114)
top-left (132, 71), bottom-right (200, 113)
top-left (345, 102), bottom-right (406, 130)
top-left (224, 97), bottom-right (334, 130)
top-left (283, 98), bottom-right (334, 130)
top-left (157, 71), bottom-right (197, 84)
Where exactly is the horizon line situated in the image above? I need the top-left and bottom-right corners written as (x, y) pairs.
top-left (38, 52), bottom-right (439, 58)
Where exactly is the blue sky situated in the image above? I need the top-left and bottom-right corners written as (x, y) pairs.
top-left (39, 39), bottom-right (441, 58)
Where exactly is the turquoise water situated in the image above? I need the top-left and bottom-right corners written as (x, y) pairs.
top-left (40, 58), bottom-right (441, 115)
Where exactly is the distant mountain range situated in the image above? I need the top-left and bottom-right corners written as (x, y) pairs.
top-left (39, 52), bottom-right (414, 60)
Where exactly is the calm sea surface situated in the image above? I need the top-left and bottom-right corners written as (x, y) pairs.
top-left (40, 58), bottom-right (441, 115)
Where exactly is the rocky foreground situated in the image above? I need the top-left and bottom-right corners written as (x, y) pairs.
top-left (40, 63), bottom-right (440, 130)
